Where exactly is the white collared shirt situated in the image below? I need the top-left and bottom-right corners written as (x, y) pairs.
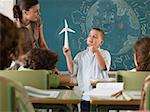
top-left (73, 47), bottom-right (111, 94)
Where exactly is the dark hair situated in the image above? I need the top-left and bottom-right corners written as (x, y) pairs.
top-left (93, 28), bottom-right (105, 38)
top-left (24, 48), bottom-right (58, 70)
top-left (18, 27), bottom-right (33, 55)
top-left (0, 13), bottom-right (20, 70)
top-left (13, 0), bottom-right (39, 20)
top-left (133, 36), bottom-right (150, 71)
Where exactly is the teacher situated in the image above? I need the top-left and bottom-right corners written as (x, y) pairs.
top-left (13, 0), bottom-right (48, 49)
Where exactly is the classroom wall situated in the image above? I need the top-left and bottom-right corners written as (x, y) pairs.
top-left (1, 0), bottom-right (149, 71)
top-left (0, 0), bottom-right (16, 20)
top-left (40, 0), bottom-right (149, 70)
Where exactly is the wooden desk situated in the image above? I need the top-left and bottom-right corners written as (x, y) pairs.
top-left (60, 77), bottom-right (116, 88)
top-left (59, 71), bottom-right (117, 88)
top-left (91, 78), bottom-right (117, 87)
top-left (31, 90), bottom-right (82, 110)
top-left (90, 94), bottom-right (140, 112)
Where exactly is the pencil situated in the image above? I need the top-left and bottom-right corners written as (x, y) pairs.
top-left (111, 90), bottom-right (122, 98)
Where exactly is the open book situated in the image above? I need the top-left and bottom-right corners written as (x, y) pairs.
top-left (90, 78), bottom-right (116, 83)
top-left (122, 91), bottom-right (141, 101)
top-left (24, 86), bottom-right (59, 98)
top-left (83, 82), bottom-right (124, 97)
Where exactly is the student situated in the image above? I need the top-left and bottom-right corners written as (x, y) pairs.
top-left (133, 36), bottom-right (150, 71)
top-left (63, 28), bottom-right (111, 111)
top-left (133, 36), bottom-right (150, 110)
top-left (8, 27), bottom-right (33, 70)
top-left (0, 13), bottom-right (20, 70)
top-left (13, 0), bottom-right (48, 49)
top-left (19, 48), bottom-right (71, 88)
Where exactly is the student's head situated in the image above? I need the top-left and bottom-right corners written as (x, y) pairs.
top-left (24, 48), bottom-right (58, 70)
top-left (133, 36), bottom-right (150, 71)
top-left (13, 0), bottom-right (40, 22)
top-left (87, 28), bottom-right (105, 47)
top-left (0, 13), bottom-right (20, 69)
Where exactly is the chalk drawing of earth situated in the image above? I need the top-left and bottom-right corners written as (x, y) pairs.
top-left (86, 0), bottom-right (140, 55)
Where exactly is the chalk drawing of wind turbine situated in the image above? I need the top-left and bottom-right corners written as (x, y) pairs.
top-left (59, 19), bottom-right (75, 49)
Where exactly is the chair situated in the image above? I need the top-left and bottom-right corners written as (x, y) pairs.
top-left (146, 82), bottom-right (150, 110)
top-left (0, 70), bottom-right (49, 89)
top-left (117, 71), bottom-right (150, 90)
top-left (140, 75), bottom-right (150, 110)
top-left (0, 77), bottom-right (14, 111)
top-left (0, 76), bottom-right (34, 112)
top-left (0, 70), bottom-right (74, 111)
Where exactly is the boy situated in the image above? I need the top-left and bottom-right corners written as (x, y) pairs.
top-left (63, 28), bottom-right (111, 111)
top-left (19, 48), bottom-right (71, 88)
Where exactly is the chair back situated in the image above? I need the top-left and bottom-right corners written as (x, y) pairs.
top-left (117, 71), bottom-right (150, 90)
top-left (0, 76), bottom-right (34, 112)
top-left (0, 70), bottom-right (49, 89)
top-left (146, 83), bottom-right (150, 110)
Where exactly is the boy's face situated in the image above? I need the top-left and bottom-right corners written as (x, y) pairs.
top-left (87, 29), bottom-right (104, 47)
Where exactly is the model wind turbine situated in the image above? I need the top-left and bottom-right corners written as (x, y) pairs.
top-left (59, 19), bottom-right (75, 49)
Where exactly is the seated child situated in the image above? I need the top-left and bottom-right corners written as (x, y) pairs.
top-left (0, 13), bottom-right (20, 70)
top-left (19, 48), bottom-right (71, 88)
top-left (133, 36), bottom-right (150, 110)
top-left (8, 27), bottom-right (33, 70)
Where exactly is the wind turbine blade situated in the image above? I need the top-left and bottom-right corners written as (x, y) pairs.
top-left (67, 28), bottom-right (75, 33)
top-left (59, 28), bottom-right (65, 35)
top-left (64, 19), bottom-right (68, 28)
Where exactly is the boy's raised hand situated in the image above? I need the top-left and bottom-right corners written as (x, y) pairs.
top-left (63, 47), bottom-right (71, 57)
top-left (63, 47), bottom-right (73, 73)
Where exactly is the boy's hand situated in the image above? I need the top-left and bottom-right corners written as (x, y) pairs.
top-left (63, 47), bottom-right (71, 56)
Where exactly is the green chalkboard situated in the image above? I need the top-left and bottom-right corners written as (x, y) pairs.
top-left (40, 0), bottom-right (150, 71)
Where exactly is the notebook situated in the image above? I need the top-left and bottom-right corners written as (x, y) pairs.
top-left (122, 91), bottom-right (141, 101)
top-left (83, 82), bottom-right (124, 97)
top-left (24, 86), bottom-right (59, 98)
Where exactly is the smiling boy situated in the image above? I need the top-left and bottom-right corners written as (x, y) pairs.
top-left (63, 28), bottom-right (111, 92)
